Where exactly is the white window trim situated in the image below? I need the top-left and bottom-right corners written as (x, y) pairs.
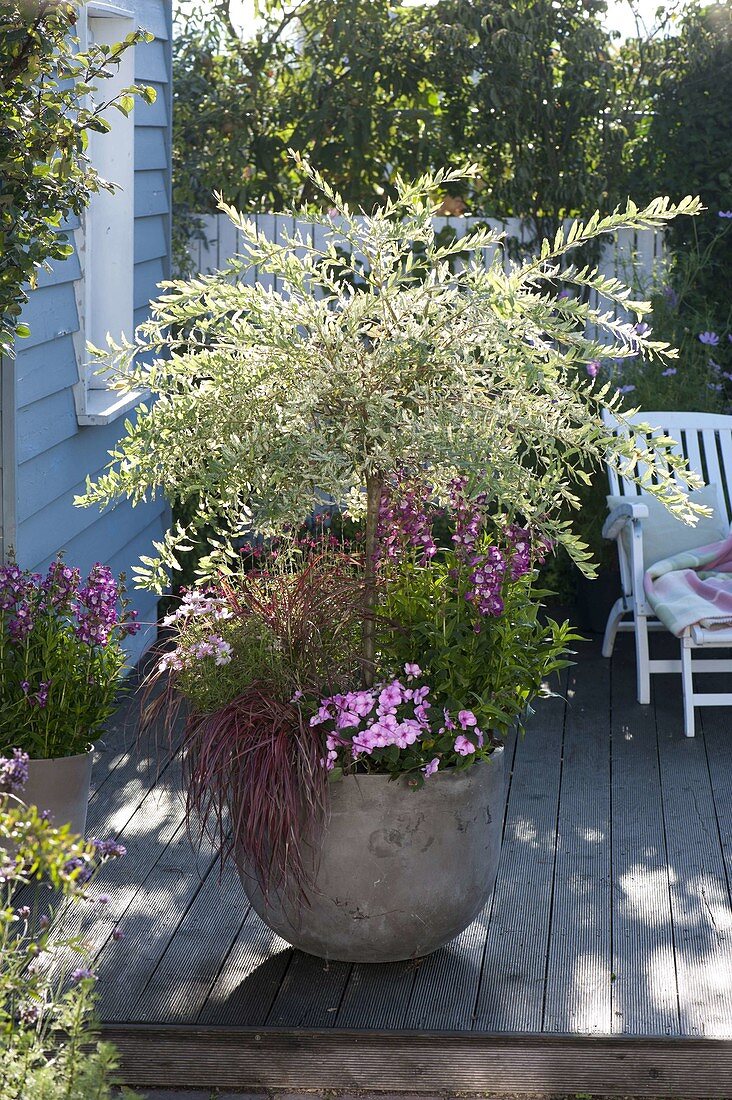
top-left (73, 1), bottom-right (150, 426)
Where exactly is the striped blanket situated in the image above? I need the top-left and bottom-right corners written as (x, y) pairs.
top-left (644, 534), bottom-right (732, 637)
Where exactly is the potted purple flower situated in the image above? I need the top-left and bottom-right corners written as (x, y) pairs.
top-left (0, 560), bottom-right (140, 836)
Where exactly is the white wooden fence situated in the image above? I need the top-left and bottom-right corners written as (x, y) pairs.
top-left (188, 213), bottom-right (666, 320)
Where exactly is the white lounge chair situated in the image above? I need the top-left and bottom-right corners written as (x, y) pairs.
top-left (602, 410), bottom-right (732, 737)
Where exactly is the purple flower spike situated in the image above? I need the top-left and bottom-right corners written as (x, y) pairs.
top-left (0, 749), bottom-right (29, 794)
top-left (70, 968), bottom-right (96, 984)
top-left (586, 360), bottom-right (600, 378)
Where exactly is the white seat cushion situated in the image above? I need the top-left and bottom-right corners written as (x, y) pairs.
top-left (606, 484), bottom-right (728, 571)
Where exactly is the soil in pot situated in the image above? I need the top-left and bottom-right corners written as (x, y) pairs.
top-left (239, 748), bottom-right (505, 964)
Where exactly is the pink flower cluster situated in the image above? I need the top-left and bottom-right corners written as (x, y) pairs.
top-left (310, 665), bottom-right (486, 778)
top-left (159, 589), bottom-right (234, 673)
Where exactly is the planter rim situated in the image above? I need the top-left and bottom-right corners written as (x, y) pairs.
top-left (25, 746), bottom-right (94, 765)
top-left (332, 745), bottom-right (504, 781)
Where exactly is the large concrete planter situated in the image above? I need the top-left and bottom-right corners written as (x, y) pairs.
top-left (22, 750), bottom-right (94, 837)
top-left (240, 748), bottom-right (505, 963)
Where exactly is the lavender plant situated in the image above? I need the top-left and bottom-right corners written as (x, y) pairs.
top-left (0, 751), bottom-right (136, 1099)
top-left (0, 561), bottom-right (140, 759)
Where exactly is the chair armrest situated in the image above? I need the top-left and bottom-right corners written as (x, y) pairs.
top-left (602, 501), bottom-right (649, 542)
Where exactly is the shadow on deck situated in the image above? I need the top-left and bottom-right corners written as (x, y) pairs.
top-left (67, 634), bottom-right (732, 1095)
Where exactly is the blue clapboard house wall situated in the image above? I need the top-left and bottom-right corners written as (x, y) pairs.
top-left (0, 0), bottom-right (173, 663)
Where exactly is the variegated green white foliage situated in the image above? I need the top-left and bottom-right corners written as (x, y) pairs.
top-left (78, 162), bottom-right (703, 591)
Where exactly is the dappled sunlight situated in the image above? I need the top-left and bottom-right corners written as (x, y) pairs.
top-left (617, 864), bottom-right (673, 926)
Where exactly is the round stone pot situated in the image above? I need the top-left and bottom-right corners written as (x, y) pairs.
top-left (22, 750), bottom-right (94, 837)
top-left (240, 748), bottom-right (505, 963)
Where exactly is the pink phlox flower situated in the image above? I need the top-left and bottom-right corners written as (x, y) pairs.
top-left (412, 685), bottom-right (430, 705)
top-left (310, 702), bottom-right (334, 727)
top-left (423, 757), bottom-right (440, 777)
top-left (394, 719), bottom-right (421, 748)
top-left (454, 734), bottom-right (476, 756)
top-left (414, 703), bottom-right (430, 723)
top-left (352, 691), bottom-right (376, 717)
top-left (476, 728), bottom-right (484, 748)
top-left (458, 709), bottom-right (477, 729)
top-left (404, 662), bottom-right (422, 679)
top-left (378, 682), bottom-right (403, 710)
top-left (336, 710), bottom-right (361, 730)
top-left (443, 709), bottom-right (456, 730)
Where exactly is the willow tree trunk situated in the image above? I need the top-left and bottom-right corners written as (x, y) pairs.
top-left (361, 473), bottom-right (383, 688)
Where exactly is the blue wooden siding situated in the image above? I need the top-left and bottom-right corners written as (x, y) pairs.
top-left (9, 0), bottom-right (172, 663)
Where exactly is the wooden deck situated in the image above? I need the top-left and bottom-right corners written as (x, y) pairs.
top-left (66, 634), bottom-right (732, 1094)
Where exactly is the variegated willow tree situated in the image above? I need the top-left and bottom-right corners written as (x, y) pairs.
top-left (79, 162), bottom-right (703, 679)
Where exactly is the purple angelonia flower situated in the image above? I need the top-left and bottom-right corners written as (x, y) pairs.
top-left (585, 360), bottom-right (600, 378)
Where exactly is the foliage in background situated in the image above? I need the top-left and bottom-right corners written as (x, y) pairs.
top-left (0, 1), bottom-right (155, 358)
top-left (172, 0), bottom-right (661, 269)
top-left (632, 2), bottom-right (732, 327)
top-left (0, 754), bottom-right (134, 1099)
top-left (0, 561), bottom-right (140, 760)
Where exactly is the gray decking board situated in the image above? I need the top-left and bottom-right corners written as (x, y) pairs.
top-left (266, 952), bottom-right (352, 1028)
top-left (472, 682), bottom-right (566, 1032)
top-left (403, 730), bottom-right (519, 1031)
top-left (197, 909), bottom-right (293, 1026)
top-left (701, 698), bottom-right (732, 910)
top-left (610, 640), bottom-right (679, 1036)
top-left (542, 646), bottom-right (613, 1034)
top-left (69, 635), bottom-right (732, 1039)
top-left (132, 861), bottom-right (248, 1023)
top-left (335, 958), bottom-right (419, 1029)
top-left (98, 825), bottom-right (218, 1021)
top-left (654, 669), bottom-right (732, 1037)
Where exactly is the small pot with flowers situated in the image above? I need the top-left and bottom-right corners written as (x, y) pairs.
top-left (84, 165), bottom-right (704, 962)
top-left (0, 559), bottom-right (139, 836)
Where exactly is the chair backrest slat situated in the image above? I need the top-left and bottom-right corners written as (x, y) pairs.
top-left (603, 410), bottom-right (732, 528)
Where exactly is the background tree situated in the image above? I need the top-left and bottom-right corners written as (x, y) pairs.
top-left (173, 1), bottom-right (648, 250)
top-left (0, 1), bottom-right (155, 357)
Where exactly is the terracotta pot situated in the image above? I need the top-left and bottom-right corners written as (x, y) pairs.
top-left (21, 750), bottom-right (94, 837)
top-left (239, 749), bottom-right (505, 963)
